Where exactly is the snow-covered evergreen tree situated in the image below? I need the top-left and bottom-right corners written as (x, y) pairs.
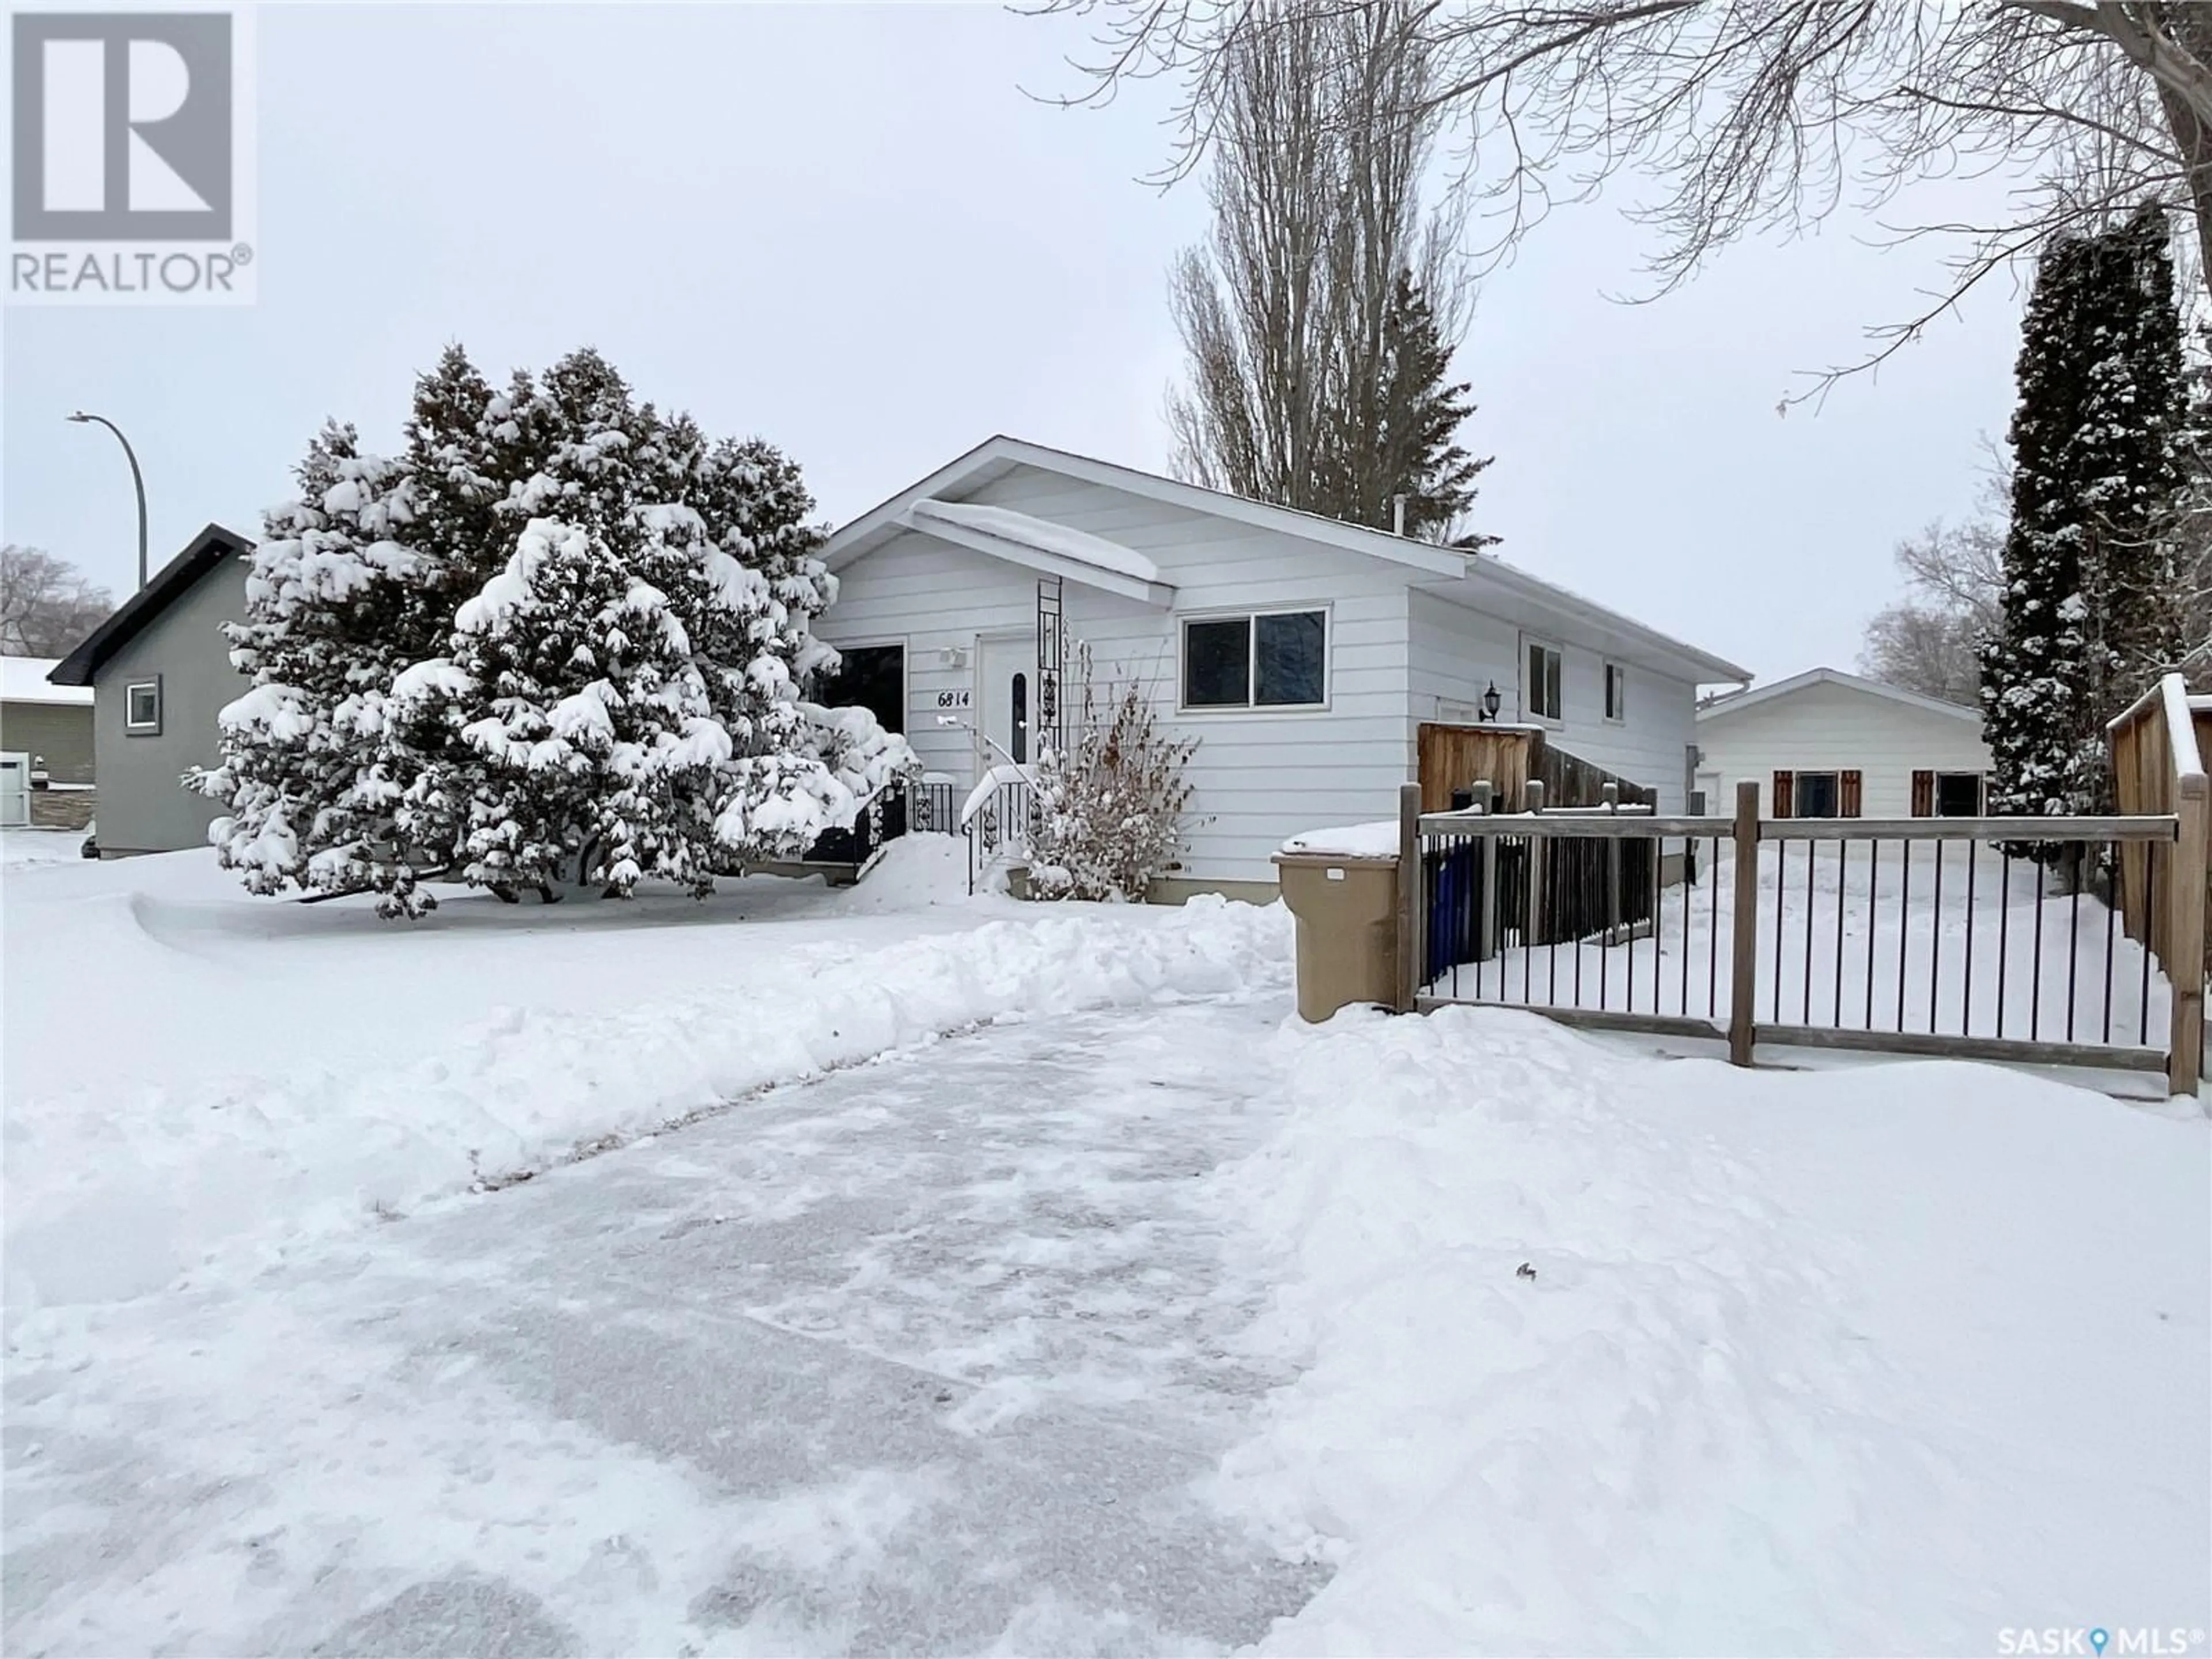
top-left (2088, 209), bottom-right (2189, 699)
top-left (191, 422), bottom-right (437, 914)
top-left (204, 343), bottom-right (912, 915)
top-left (664, 425), bottom-right (869, 861)
top-left (1983, 207), bottom-right (2188, 825)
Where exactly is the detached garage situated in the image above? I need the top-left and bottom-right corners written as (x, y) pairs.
top-left (1694, 666), bottom-right (1991, 821)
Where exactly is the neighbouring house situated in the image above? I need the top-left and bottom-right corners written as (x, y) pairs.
top-left (815, 435), bottom-right (1750, 898)
top-left (1694, 665), bottom-right (1993, 821)
top-left (1, 656), bottom-right (96, 829)
top-left (47, 524), bottom-right (253, 857)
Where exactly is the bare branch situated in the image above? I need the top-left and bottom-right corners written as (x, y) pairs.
top-left (0, 546), bottom-right (113, 658)
top-left (1029, 0), bottom-right (2212, 378)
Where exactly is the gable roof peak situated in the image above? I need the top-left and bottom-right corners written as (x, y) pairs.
top-left (47, 522), bottom-right (254, 687)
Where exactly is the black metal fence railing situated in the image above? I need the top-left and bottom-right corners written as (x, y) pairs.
top-left (963, 774), bottom-right (1040, 896)
top-left (907, 777), bottom-right (957, 837)
top-left (802, 777), bottom-right (907, 869)
top-left (1398, 779), bottom-right (2198, 1092)
top-left (1423, 781), bottom-right (1662, 993)
top-left (1749, 827), bottom-right (2180, 1065)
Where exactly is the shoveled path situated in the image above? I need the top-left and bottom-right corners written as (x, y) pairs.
top-left (4, 991), bottom-right (1321, 1657)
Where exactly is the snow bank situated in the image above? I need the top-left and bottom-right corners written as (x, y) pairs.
top-left (1215, 1004), bottom-right (2211, 1655)
top-left (5, 886), bottom-right (1290, 1323)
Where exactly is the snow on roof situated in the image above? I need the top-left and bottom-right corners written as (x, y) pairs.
top-left (907, 498), bottom-right (1163, 586)
top-left (2, 657), bottom-right (93, 707)
top-left (826, 437), bottom-right (1747, 681)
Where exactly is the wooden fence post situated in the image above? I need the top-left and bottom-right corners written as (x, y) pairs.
top-left (2169, 774), bottom-right (2208, 1096)
top-left (1397, 781), bottom-right (1424, 1015)
top-left (1729, 779), bottom-right (1761, 1067)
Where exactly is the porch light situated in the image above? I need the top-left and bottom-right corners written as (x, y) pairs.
top-left (1480, 681), bottom-right (1502, 721)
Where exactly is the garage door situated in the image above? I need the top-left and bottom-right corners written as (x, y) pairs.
top-left (0, 752), bottom-right (29, 827)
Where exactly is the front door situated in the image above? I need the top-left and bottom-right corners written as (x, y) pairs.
top-left (977, 634), bottom-right (1038, 768)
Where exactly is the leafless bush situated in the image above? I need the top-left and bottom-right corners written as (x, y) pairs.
top-left (1028, 643), bottom-right (1200, 902)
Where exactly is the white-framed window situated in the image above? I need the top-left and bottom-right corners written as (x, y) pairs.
top-left (1522, 638), bottom-right (1563, 722)
top-left (124, 677), bottom-right (162, 735)
top-left (1180, 607), bottom-right (1328, 711)
top-left (1603, 661), bottom-right (1628, 722)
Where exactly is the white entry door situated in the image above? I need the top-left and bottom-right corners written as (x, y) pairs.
top-left (977, 634), bottom-right (1039, 769)
top-left (0, 753), bottom-right (29, 827)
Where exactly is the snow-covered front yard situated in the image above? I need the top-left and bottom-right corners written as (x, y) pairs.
top-left (4, 844), bottom-right (2208, 1654)
top-left (0, 828), bottom-right (90, 871)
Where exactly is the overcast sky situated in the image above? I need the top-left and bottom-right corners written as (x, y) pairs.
top-left (2, 3), bottom-right (2026, 685)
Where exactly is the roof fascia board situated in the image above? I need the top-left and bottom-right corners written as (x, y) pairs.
top-left (889, 508), bottom-right (1176, 605)
top-left (1698, 666), bottom-right (1980, 724)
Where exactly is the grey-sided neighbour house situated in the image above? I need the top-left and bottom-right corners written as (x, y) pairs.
top-left (44, 440), bottom-right (1758, 887)
top-left (47, 524), bottom-right (252, 857)
top-left (0, 656), bottom-right (95, 827)
top-left (1694, 665), bottom-right (1994, 822)
top-left (817, 437), bottom-right (1749, 897)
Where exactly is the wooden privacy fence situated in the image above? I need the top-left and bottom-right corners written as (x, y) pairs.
top-left (1416, 721), bottom-right (1656, 814)
top-left (1395, 777), bottom-right (2210, 1096)
top-left (2108, 672), bottom-right (2212, 980)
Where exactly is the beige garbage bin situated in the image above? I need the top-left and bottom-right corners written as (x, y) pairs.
top-left (1272, 850), bottom-right (1402, 1022)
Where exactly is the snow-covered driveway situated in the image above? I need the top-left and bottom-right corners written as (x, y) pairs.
top-left (8, 850), bottom-right (2207, 1656)
top-left (5, 994), bottom-right (1323, 1657)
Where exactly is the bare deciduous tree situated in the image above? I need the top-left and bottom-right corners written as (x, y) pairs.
top-left (1165, 2), bottom-right (1478, 530)
top-left (1859, 516), bottom-right (2005, 704)
top-left (0, 546), bottom-right (114, 658)
top-left (1041, 1), bottom-right (2212, 399)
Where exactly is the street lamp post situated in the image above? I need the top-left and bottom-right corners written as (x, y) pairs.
top-left (66, 411), bottom-right (149, 592)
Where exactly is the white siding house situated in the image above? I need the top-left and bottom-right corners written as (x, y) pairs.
top-left (816, 437), bottom-right (1748, 895)
top-left (1694, 666), bottom-right (1992, 821)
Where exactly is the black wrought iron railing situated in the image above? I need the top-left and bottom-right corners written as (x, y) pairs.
top-left (962, 773), bottom-right (1039, 895)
